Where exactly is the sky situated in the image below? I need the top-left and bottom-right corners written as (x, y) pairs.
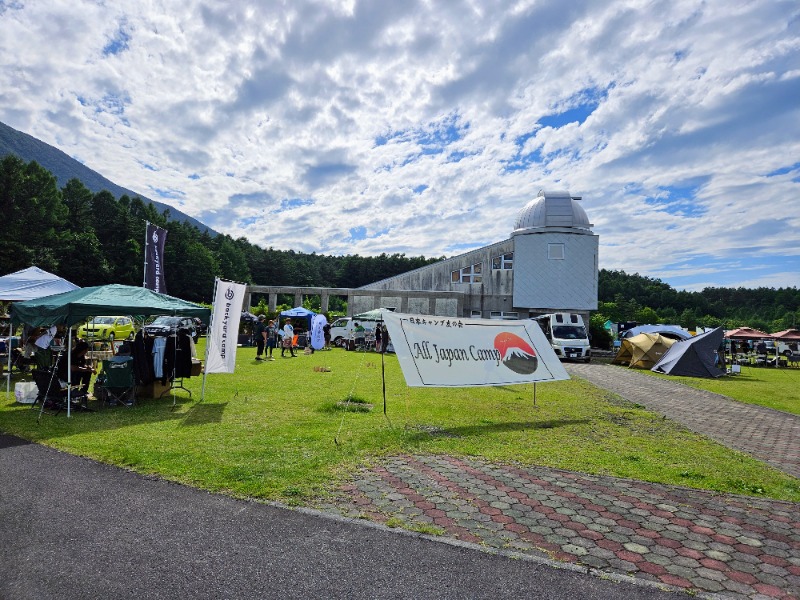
top-left (1, 0), bottom-right (798, 292)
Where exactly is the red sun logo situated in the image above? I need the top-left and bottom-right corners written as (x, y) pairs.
top-left (494, 332), bottom-right (539, 375)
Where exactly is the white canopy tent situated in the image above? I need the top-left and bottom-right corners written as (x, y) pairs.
top-left (0, 266), bottom-right (79, 301)
top-left (2, 267), bottom-right (80, 397)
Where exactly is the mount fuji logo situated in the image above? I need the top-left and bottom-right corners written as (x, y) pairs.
top-left (494, 332), bottom-right (538, 375)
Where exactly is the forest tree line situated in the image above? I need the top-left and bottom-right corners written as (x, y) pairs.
top-left (0, 155), bottom-right (437, 311)
top-left (1, 155), bottom-right (798, 332)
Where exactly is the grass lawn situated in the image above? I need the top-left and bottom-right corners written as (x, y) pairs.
top-left (2, 342), bottom-right (798, 504)
top-left (641, 364), bottom-right (800, 416)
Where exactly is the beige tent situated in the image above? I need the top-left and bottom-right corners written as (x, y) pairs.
top-left (612, 333), bottom-right (677, 369)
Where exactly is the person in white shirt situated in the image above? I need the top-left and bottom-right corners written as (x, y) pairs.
top-left (281, 318), bottom-right (296, 357)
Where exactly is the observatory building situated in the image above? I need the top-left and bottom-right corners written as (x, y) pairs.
top-left (358, 190), bottom-right (599, 321)
top-left (247, 190), bottom-right (598, 322)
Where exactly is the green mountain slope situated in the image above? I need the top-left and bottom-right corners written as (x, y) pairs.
top-left (0, 121), bottom-right (216, 235)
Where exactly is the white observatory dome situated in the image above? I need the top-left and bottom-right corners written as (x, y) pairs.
top-left (513, 190), bottom-right (592, 234)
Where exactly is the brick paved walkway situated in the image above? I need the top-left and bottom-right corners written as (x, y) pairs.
top-left (315, 364), bottom-right (800, 599)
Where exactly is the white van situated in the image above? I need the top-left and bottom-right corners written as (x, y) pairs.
top-left (533, 312), bottom-right (591, 362)
top-left (328, 317), bottom-right (379, 347)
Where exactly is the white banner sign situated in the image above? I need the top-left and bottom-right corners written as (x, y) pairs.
top-left (205, 279), bottom-right (246, 374)
top-left (310, 313), bottom-right (327, 350)
top-left (382, 312), bottom-right (569, 387)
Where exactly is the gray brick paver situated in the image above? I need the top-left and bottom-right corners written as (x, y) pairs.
top-left (321, 363), bottom-right (800, 599)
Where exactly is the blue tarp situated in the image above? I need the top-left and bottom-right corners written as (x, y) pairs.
top-left (621, 325), bottom-right (691, 341)
top-left (279, 306), bottom-right (316, 329)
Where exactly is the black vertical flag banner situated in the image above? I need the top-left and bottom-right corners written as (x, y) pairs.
top-left (144, 223), bottom-right (168, 294)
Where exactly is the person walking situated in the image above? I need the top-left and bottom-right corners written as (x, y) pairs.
top-left (281, 318), bottom-right (296, 357)
top-left (266, 319), bottom-right (278, 360)
top-left (374, 322), bottom-right (383, 353)
top-left (254, 315), bottom-right (267, 361)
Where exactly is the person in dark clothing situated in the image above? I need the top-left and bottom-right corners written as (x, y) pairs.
top-left (323, 322), bottom-right (331, 349)
top-left (266, 319), bottom-right (278, 360)
top-left (254, 315), bottom-right (267, 361)
top-left (56, 340), bottom-right (95, 396)
top-left (374, 323), bottom-right (383, 353)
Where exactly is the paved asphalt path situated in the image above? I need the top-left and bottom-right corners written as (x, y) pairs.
top-left (0, 435), bottom-right (682, 600)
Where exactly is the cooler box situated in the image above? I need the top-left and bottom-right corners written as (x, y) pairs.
top-left (15, 381), bottom-right (38, 404)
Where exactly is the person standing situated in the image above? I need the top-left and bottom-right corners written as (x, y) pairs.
top-left (254, 315), bottom-right (267, 361)
top-left (281, 318), bottom-right (296, 357)
top-left (374, 322), bottom-right (383, 353)
top-left (266, 319), bottom-right (278, 360)
top-left (323, 322), bottom-right (331, 349)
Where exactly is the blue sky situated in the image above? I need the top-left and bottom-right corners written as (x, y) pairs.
top-left (1, 0), bottom-right (798, 291)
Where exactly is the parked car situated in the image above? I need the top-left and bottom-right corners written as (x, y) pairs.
top-left (78, 316), bottom-right (135, 341)
top-left (144, 316), bottom-right (197, 340)
top-left (328, 317), bottom-right (380, 347)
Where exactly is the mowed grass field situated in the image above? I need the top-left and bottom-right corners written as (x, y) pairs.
top-left (2, 341), bottom-right (798, 504)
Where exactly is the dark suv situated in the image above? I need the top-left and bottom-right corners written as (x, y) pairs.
top-left (144, 316), bottom-right (197, 340)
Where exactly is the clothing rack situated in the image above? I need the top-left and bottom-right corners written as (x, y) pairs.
top-left (159, 377), bottom-right (192, 398)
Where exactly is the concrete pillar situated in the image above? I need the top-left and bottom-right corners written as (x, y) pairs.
top-left (269, 294), bottom-right (277, 313)
top-left (294, 292), bottom-right (302, 307)
top-left (321, 293), bottom-right (330, 313)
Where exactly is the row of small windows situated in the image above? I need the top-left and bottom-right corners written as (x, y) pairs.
top-left (451, 252), bottom-right (514, 283)
top-left (492, 252), bottom-right (514, 270)
top-left (450, 245), bottom-right (564, 284)
top-left (452, 262), bottom-right (482, 283)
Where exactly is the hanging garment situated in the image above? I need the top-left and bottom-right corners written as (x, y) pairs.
top-left (153, 337), bottom-right (167, 380)
top-left (133, 330), bottom-right (154, 385)
top-left (175, 333), bottom-right (193, 378)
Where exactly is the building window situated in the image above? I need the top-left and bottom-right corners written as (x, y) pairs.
top-left (470, 310), bottom-right (482, 318)
top-left (491, 252), bottom-right (514, 270)
top-left (548, 243), bottom-right (565, 260)
top-left (451, 262), bottom-right (482, 284)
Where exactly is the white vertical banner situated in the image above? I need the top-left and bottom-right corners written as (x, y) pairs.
top-left (205, 278), bottom-right (246, 374)
top-left (310, 313), bottom-right (327, 350)
top-left (382, 312), bottom-right (569, 387)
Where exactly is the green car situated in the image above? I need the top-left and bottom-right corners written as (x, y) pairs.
top-left (77, 316), bottom-right (135, 341)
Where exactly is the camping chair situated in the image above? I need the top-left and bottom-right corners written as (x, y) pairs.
top-left (31, 368), bottom-right (70, 416)
top-left (360, 331), bottom-right (376, 352)
top-left (97, 358), bottom-right (136, 407)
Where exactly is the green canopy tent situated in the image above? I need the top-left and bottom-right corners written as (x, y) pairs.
top-left (353, 308), bottom-right (395, 320)
top-left (10, 284), bottom-right (209, 327)
top-left (10, 284), bottom-right (210, 415)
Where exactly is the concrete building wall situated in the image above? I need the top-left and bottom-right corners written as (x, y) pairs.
top-left (513, 231), bottom-right (599, 313)
top-left (360, 240), bottom-right (515, 317)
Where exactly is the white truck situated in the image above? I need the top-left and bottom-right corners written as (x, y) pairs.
top-left (328, 317), bottom-right (379, 348)
top-left (533, 312), bottom-right (591, 362)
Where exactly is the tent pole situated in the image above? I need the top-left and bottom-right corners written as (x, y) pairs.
top-left (201, 278), bottom-right (220, 403)
top-left (381, 350), bottom-right (387, 414)
top-left (66, 329), bottom-right (73, 418)
top-left (5, 324), bottom-right (11, 399)
top-left (142, 220), bottom-right (149, 288)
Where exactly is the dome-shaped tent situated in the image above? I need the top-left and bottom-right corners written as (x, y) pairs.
top-left (612, 333), bottom-right (676, 369)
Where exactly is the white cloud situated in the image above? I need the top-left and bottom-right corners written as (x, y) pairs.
top-left (1, 0), bottom-right (798, 291)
